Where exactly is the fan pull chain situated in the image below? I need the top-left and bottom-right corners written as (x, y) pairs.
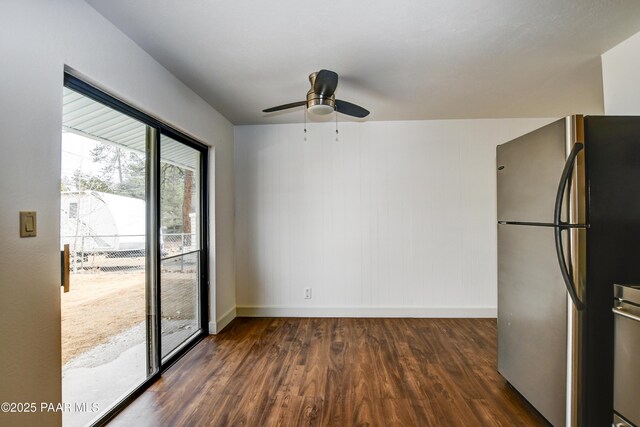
top-left (335, 108), bottom-right (339, 141)
top-left (304, 108), bottom-right (307, 141)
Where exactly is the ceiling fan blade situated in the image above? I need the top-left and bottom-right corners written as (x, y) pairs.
top-left (263, 101), bottom-right (306, 113)
top-left (335, 99), bottom-right (370, 118)
top-left (313, 69), bottom-right (339, 97)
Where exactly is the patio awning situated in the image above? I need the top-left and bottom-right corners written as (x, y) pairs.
top-left (63, 87), bottom-right (199, 171)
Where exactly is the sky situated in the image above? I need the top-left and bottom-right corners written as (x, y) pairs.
top-left (61, 131), bottom-right (103, 182)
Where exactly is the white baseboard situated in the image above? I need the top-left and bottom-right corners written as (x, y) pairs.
top-left (236, 305), bottom-right (496, 318)
top-left (208, 306), bottom-right (237, 334)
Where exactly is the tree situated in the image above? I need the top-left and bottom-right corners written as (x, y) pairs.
top-left (160, 163), bottom-right (194, 234)
top-left (182, 169), bottom-right (193, 244)
top-left (90, 144), bottom-right (145, 200)
top-left (64, 169), bottom-right (114, 193)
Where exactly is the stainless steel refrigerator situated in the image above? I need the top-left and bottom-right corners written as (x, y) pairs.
top-left (496, 115), bottom-right (640, 427)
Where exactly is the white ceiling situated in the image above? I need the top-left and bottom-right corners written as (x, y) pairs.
top-left (86, 0), bottom-right (640, 125)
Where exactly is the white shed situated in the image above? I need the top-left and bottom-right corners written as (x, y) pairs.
top-left (60, 191), bottom-right (145, 254)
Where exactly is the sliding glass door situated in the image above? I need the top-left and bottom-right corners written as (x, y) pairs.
top-left (61, 74), bottom-right (208, 426)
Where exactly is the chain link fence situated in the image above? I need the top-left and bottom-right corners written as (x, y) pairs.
top-left (61, 233), bottom-right (197, 273)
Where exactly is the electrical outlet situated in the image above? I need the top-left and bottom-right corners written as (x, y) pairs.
top-left (304, 287), bottom-right (312, 299)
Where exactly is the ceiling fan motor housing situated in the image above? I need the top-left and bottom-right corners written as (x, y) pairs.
top-left (306, 71), bottom-right (335, 115)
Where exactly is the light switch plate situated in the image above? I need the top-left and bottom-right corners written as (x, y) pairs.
top-left (20, 211), bottom-right (36, 237)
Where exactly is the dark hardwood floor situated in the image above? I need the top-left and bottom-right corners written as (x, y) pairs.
top-left (109, 318), bottom-right (548, 426)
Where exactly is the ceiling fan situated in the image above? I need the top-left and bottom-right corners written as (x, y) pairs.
top-left (262, 69), bottom-right (370, 118)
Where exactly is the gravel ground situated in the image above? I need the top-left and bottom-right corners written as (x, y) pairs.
top-left (61, 270), bottom-right (198, 365)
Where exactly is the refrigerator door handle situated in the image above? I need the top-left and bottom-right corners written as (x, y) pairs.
top-left (554, 142), bottom-right (585, 311)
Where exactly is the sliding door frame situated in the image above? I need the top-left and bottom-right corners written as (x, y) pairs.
top-left (63, 72), bottom-right (210, 426)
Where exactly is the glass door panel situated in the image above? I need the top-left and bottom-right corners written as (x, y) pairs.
top-left (159, 134), bottom-right (201, 360)
top-left (60, 87), bottom-right (152, 426)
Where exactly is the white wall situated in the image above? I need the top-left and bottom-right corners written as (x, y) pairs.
top-left (235, 118), bottom-right (553, 317)
top-left (0, 1), bottom-right (234, 425)
top-left (602, 30), bottom-right (640, 114)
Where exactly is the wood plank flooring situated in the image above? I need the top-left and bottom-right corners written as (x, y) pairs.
top-left (109, 318), bottom-right (548, 426)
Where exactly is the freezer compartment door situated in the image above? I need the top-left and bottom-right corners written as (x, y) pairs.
top-left (498, 224), bottom-right (567, 426)
top-left (497, 118), bottom-right (568, 224)
top-left (613, 300), bottom-right (640, 427)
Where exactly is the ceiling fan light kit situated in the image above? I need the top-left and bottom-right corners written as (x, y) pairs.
top-left (263, 69), bottom-right (370, 119)
top-left (307, 103), bottom-right (335, 115)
